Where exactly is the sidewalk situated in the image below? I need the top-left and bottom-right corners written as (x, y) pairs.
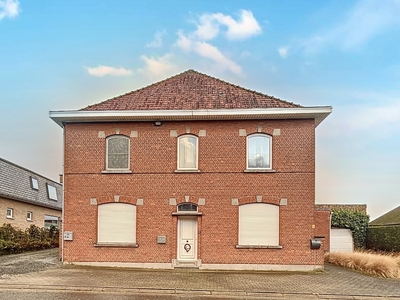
top-left (0, 249), bottom-right (399, 299)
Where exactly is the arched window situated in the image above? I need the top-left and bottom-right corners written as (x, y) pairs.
top-left (106, 135), bottom-right (130, 170)
top-left (238, 203), bottom-right (279, 246)
top-left (177, 203), bottom-right (198, 212)
top-left (246, 134), bottom-right (271, 169)
top-left (177, 135), bottom-right (198, 170)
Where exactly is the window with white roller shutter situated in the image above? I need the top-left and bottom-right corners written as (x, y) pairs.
top-left (98, 203), bottom-right (136, 244)
top-left (238, 203), bottom-right (279, 246)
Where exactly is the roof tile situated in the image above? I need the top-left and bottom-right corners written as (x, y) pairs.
top-left (81, 70), bottom-right (302, 111)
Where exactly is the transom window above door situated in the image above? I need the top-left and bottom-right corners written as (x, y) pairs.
top-left (106, 135), bottom-right (130, 170)
top-left (247, 134), bottom-right (272, 170)
top-left (177, 135), bottom-right (198, 170)
top-left (177, 203), bottom-right (198, 212)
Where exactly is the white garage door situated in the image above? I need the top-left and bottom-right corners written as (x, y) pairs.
top-left (330, 228), bottom-right (353, 253)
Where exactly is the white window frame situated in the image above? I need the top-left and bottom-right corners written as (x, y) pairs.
top-left (177, 134), bottom-right (198, 170)
top-left (30, 177), bottom-right (39, 190)
top-left (27, 211), bottom-right (33, 221)
top-left (46, 183), bottom-right (58, 201)
top-left (246, 134), bottom-right (272, 170)
top-left (106, 135), bottom-right (130, 171)
top-left (6, 208), bottom-right (13, 219)
top-left (238, 203), bottom-right (279, 246)
top-left (44, 215), bottom-right (59, 228)
top-left (97, 203), bottom-right (136, 245)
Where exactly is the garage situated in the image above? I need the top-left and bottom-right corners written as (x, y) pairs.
top-left (330, 228), bottom-right (354, 253)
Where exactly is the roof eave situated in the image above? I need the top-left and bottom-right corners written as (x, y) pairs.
top-left (49, 107), bottom-right (332, 128)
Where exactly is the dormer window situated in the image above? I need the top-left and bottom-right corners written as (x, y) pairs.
top-left (30, 177), bottom-right (39, 190)
top-left (46, 183), bottom-right (58, 201)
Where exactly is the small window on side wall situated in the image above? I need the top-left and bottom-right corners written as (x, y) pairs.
top-left (106, 135), bottom-right (130, 170)
top-left (247, 134), bottom-right (272, 169)
top-left (46, 184), bottom-right (58, 201)
top-left (6, 208), bottom-right (13, 219)
top-left (30, 177), bottom-right (39, 190)
top-left (177, 135), bottom-right (198, 170)
top-left (27, 211), bottom-right (33, 221)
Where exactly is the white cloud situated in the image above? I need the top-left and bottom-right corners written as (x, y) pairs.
top-left (193, 10), bottom-right (261, 41)
top-left (138, 54), bottom-right (177, 79)
top-left (146, 30), bottom-right (166, 48)
top-left (278, 46), bottom-right (289, 59)
top-left (86, 65), bottom-right (132, 77)
top-left (176, 30), bottom-right (192, 52)
top-left (0, 0), bottom-right (20, 20)
top-left (176, 32), bottom-right (241, 75)
top-left (212, 10), bottom-right (262, 40)
top-left (174, 9), bottom-right (260, 75)
top-left (302, 0), bottom-right (400, 54)
top-left (194, 14), bottom-right (220, 40)
top-left (194, 41), bottom-right (241, 75)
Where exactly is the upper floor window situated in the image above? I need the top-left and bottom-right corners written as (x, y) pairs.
top-left (30, 177), bottom-right (39, 190)
top-left (247, 134), bottom-right (271, 169)
top-left (177, 135), bottom-right (198, 170)
top-left (106, 135), bottom-right (130, 170)
top-left (27, 211), bottom-right (33, 221)
top-left (46, 184), bottom-right (58, 201)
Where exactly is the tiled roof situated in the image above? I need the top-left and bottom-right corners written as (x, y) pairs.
top-left (81, 70), bottom-right (302, 111)
top-left (370, 206), bottom-right (400, 226)
top-left (0, 157), bottom-right (62, 210)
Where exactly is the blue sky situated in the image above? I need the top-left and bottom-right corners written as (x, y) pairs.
top-left (1, 0), bottom-right (399, 220)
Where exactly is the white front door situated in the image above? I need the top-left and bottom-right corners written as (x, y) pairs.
top-left (177, 217), bottom-right (197, 261)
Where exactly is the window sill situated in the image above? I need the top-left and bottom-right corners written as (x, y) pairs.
top-left (172, 212), bottom-right (203, 216)
top-left (174, 169), bottom-right (201, 173)
top-left (6, 217), bottom-right (14, 220)
top-left (244, 169), bottom-right (276, 173)
top-left (94, 243), bottom-right (138, 248)
top-left (236, 245), bottom-right (282, 249)
top-left (101, 170), bottom-right (132, 174)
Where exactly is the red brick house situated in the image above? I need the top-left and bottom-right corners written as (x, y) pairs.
top-left (50, 70), bottom-right (332, 271)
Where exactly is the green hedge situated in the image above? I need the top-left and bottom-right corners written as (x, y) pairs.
top-left (0, 224), bottom-right (59, 255)
top-left (331, 209), bottom-right (369, 249)
top-left (367, 226), bottom-right (400, 252)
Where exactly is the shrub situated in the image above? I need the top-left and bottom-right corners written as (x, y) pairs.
top-left (331, 209), bottom-right (369, 249)
top-left (367, 226), bottom-right (400, 252)
top-left (0, 224), bottom-right (59, 255)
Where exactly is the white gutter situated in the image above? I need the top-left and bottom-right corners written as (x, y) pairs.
top-left (50, 106), bottom-right (332, 128)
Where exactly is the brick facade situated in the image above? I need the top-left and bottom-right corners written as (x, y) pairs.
top-left (62, 119), bottom-right (327, 269)
top-left (0, 196), bottom-right (61, 230)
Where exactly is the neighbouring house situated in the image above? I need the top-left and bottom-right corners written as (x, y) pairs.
top-left (0, 157), bottom-right (62, 229)
top-left (370, 206), bottom-right (400, 227)
top-left (315, 204), bottom-right (367, 253)
top-left (50, 70), bottom-right (332, 271)
top-left (368, 205), bottom-right (400, 252)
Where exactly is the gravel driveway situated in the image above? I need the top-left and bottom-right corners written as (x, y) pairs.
top-left (0, 248), bottom-right (60, 277)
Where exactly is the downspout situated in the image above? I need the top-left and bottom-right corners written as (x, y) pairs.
top-left (61, 123), bottom-right (65, 262)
